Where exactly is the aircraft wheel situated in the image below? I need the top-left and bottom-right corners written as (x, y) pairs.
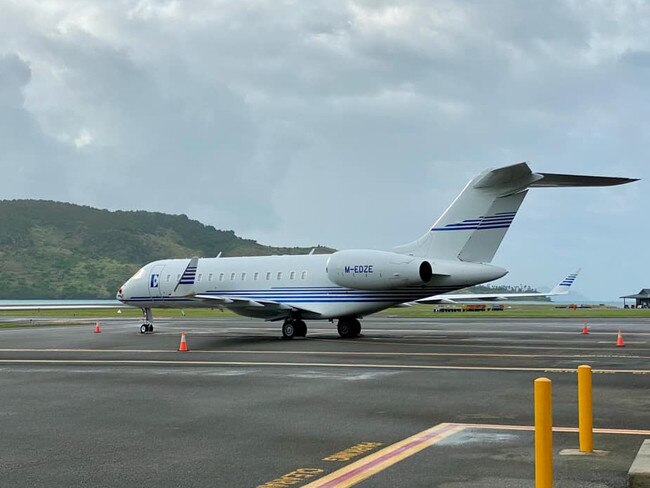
top-left (351, 319), bottom-right (361, 337)
top-left (282, 321), bottom-right (296, 340)
top-left (140, 324), bottom-right (148, 334)
top-left (295, 320), bottom-right (307, 337)
top-left (338, 318), bottom-right (361, 338)
top-left (148, 324), bottom-right (154, 333)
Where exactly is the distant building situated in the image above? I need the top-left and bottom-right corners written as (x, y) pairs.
top-left (620, 289), bottom-right (650, 308)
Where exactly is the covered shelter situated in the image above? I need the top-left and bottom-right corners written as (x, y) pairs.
top-left (620, 289), bottom-right (650, 308)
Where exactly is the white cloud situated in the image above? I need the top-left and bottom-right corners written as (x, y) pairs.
top-left (0, 0), bottom-right (647, 299)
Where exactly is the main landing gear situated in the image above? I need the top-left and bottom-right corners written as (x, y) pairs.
top-left (282, 317), bottom-right (307, 340)
top-left (140, 307), bottom-right (154, 334)
top-left (337, 317), bottom-right (361, 338)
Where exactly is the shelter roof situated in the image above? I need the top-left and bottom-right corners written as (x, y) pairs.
top-left (620, 288), bottom-right (650, 299)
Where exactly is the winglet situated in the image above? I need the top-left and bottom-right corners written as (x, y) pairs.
top-left (172, 257), bottom-right (199, 296)
top-left (549, 269), bottom-right (580, 295)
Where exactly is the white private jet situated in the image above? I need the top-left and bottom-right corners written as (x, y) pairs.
top-left (109, 162), bottom-right (633, 338)
top-left (416, 270), bottom-right (580, 304)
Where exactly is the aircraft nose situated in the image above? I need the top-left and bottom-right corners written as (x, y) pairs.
top-left (116, 285), bottom-right (126, 301)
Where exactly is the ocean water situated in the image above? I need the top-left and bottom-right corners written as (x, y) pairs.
top-left (0, 300), bottom-right (123, 306)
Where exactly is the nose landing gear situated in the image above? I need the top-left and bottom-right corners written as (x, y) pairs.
top-left (140, 308), bottom-right (154, 334)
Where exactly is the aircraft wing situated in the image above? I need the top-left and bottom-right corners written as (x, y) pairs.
top-left (416, 270), bottom-right (580, 304)
top-left (193, 294), bottom-right (321, 319)
top-left (194, 294), bottom-right (291, 309)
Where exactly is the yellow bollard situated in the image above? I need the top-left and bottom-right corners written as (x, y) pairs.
top-left (578, 365), bottom-right (593, 453)
top-left (535, 377), bottom-right (553, 488)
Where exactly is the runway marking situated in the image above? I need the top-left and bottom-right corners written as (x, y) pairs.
top-left (0, 348), bottom-right (647, 360)
top-left (161, 326), bottom-right (650, 337)
top-left (323, 442), bottom-right (384, 462)
top-left (0, 359), bottom-right (647, 374)
top-left (302, 423), bottom-right (465, 488)
top-left (332, 339), bottom-right (650, 351)
top-left (256, 467), bottom-right (324, 487)
top-left (5, 324), bottom-right (650, 336)
top-left (304, 422), bottom-right (650, 487)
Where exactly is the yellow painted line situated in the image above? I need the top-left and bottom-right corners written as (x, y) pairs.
top-left (458, 423), bottom-right (650, 436)
top-left (303, 423), bottom-right (466, 488)
top-left (0, 359), bottom-right (648, 374)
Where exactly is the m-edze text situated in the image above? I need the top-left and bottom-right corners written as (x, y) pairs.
top-left (344, 265), bottom-right (374, 274)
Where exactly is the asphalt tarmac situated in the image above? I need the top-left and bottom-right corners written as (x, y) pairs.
top-left (0, 315), bottom-right (648, 487)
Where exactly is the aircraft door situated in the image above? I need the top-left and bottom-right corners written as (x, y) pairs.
top-left (148, 264), bottom-right (166, 299)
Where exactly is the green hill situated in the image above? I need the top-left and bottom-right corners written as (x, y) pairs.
top-left (0, 200), bottom-right (333, 299)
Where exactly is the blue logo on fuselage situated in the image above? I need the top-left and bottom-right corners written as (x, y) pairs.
top-left (150, 274), bottom-right (160, 288)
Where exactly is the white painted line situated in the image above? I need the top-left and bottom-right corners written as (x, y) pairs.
top-left (0, 348), bottom-right (647, 360)
top-left (0, 359), bottom-right (646, 374)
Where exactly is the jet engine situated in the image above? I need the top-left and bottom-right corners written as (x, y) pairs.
top-left (326, 250), bottom-right (432, 290)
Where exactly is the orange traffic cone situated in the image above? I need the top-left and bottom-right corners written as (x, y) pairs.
top-left (178, 330), bottom-right (189, 352)
top-left (94, 321), bottom-right (101, 333)
top-left (581, 321), bottom-right (589, 335)
top-left (616, 329), bottom-right (625, 347)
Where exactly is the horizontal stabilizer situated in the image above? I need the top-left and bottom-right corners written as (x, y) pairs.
top-left (531, 173), bottom-right (638, 187)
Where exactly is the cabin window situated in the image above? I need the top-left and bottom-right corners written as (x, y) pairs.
top-left (230, 272), bottom-right (236, 281)
top-left (241, 272), bottom-right (246, 280)
top-left (219, 273), bottom-right (224, 282)
top-left (266, 272), bottom-right (271, 280)
top-left (197, 274), bottom-right (202, 282)
top-left (277, 271), bottom-right (282, 280)
top-left (208, 273), bottom-right (213, 282)
top-left (166, 274), bottom-right (171, 282)
top-left (254, 272), bottom-right (259, 281)
top-left (301, 271), bottom-right (307, 280)
top-left (290, 271), bottom-right (295, 280)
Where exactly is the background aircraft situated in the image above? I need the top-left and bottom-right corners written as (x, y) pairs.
top-left (416, 270), bottom-right (580, 304)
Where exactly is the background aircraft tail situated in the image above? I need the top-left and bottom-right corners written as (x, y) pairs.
top-left (395, 162), bottom-right (636, 263)
top-left (549, 269), bottom-right (581, 295)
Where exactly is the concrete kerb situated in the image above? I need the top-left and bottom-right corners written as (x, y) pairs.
top-left (629, 439), bottom-right (650, 488)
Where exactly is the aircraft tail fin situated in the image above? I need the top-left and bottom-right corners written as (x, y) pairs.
top-left (549, 269), bottom-right (581, 295)
top-left (395, 162), bottom-right (636, 263)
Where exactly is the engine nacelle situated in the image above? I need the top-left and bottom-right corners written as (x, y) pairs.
top-left (327, 250), bottom-right (432, 290)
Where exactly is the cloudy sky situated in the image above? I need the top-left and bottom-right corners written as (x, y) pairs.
top-left (1, 0), bottom-right (648, 300)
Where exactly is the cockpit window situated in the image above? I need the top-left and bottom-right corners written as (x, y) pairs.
top-left (131, 267), bottom-right (145, 280)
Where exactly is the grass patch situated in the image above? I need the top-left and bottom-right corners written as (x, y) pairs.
top-left (0, 307), bottom-right (238, 319)
top-left (1, 304), bottom-right (648, 322)
top-left (0, 321), bottom-right (89, 329)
